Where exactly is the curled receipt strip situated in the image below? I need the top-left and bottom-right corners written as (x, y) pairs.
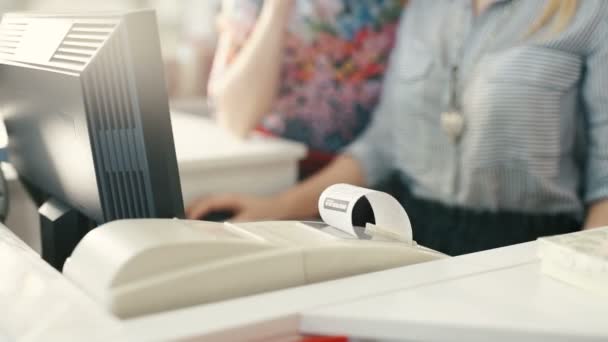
top-left (319, 184), bottom-right (413, 244)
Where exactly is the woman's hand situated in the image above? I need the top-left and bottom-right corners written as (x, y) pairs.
top-left (584, 199), bottom-right (608, 229)
top-left (186, 194), bottom-right (291, 222)
top-left (186, 155), bottom-right (367, 223)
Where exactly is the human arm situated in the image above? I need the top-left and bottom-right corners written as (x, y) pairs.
top-left (581, 16), bottom-right (608, 229)
top-left (208, 0), bottom-right (294, 138)
top-left (584, 200), bottom-right (608, 229)
top-left (185, 155), bottom-right (366, 221)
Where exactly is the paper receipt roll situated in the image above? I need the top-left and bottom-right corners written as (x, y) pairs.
top-left (318, 184), bottom-right (412, 242)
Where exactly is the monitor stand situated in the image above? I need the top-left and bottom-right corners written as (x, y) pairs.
top-left (39, 198), bottom-right (93, 271)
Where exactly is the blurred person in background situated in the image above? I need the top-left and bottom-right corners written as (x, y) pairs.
top-left (189, 0), bottom-right (608, 256)
top-left (208, 0), bottom-right (406, 178)
top-left (165, 0), bottom-right (221, 99)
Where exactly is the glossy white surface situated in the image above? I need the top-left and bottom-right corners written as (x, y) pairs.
top-left (171, 111), bottom-right (306, 205)
top-left (118, 243), bottom-right (536, 341)
top-left (0, 216), bottom-right (485, 341)
top-left (5, 214), bottom-right (599, 342)
top-left (171, 111), bottom-right (305, 171)
top-left (301, 242), bottom-right (608, 342)
top-left (0, 224), bottom-right (119, 342)
top-left (120, 255), bottom-right (486, 341)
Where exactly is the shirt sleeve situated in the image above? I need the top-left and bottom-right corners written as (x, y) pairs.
top-left (343, 7), bottom-right (411, 186)
top-left (344, 102), bottom-right (395, 186)
top-left (582, 15), bottom-right (608, 204)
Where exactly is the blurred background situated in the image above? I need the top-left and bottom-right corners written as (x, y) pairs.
top-left (0, 0), bottom-right (222, 101)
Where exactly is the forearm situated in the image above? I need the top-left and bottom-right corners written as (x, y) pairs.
top-left (276, 155), bottom-right (367, 219)
top-left (210, 0), bottom-right (292, 137)
top-left (584, 199), bottom-right (608, 229)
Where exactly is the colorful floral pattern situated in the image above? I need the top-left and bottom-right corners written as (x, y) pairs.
top-left (222, 0), bottom-right (404, 152)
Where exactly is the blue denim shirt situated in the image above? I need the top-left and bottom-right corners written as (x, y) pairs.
top-left (347, 0), bottom-right (608, 218)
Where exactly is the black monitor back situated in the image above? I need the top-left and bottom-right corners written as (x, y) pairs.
top-left (0, 10), bottom-right (184, 224)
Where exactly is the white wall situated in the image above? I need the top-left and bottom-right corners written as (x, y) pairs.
top-left (0, 0), bottom-right (221, 53)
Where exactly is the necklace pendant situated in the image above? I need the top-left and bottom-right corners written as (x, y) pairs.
top-left (441, 110), bottom-right (465, 142)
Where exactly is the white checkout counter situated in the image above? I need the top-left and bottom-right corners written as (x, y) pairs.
top-left (301, 244), bottom-right (608, 342)
top-left (1, 110), bottom-right (606, 341)
top-left (2, 219), bottom-right (607, 342)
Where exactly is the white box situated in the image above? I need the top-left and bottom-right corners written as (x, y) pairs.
top-left (171, 111), bottom-right (307, 205)
top-left (538, 226), bottom-right (608, 296)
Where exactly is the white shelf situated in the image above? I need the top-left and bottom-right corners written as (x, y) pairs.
top-left (301, 242), bottom-right (608, 342)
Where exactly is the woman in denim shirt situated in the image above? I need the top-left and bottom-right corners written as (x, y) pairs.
top-left (189, 0), bottom-right (608, 256)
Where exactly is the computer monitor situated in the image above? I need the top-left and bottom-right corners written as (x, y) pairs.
top-left (0, 10), bottom-right (184, 268)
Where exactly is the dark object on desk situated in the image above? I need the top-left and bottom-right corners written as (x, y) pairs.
top-left (39, 198), bottom-right (94, 270)
top-left (352, 197), bottom-right (375, 229)
top-left (200, 210), bottom-right (235, 222)
top-left (0, 10), bottom-right (184, 270)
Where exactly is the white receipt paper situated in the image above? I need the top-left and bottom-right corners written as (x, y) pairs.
top-left (319, 184), bottom-right (412, 243)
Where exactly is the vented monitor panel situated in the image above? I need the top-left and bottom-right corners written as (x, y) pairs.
top-left (0, 10), bottom-right (184, 223)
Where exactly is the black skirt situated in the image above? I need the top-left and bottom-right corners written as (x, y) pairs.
top-left (394, 185), bottom-right (581, 256)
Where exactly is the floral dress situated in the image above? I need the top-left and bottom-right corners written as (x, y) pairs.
top-left (214, 0), bottom-right (405, 173)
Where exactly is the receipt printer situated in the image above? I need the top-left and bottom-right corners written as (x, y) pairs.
top-left (63, 185), bottom-right (446, 318)
top-left (64, 219), bottom-right (444, 318)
